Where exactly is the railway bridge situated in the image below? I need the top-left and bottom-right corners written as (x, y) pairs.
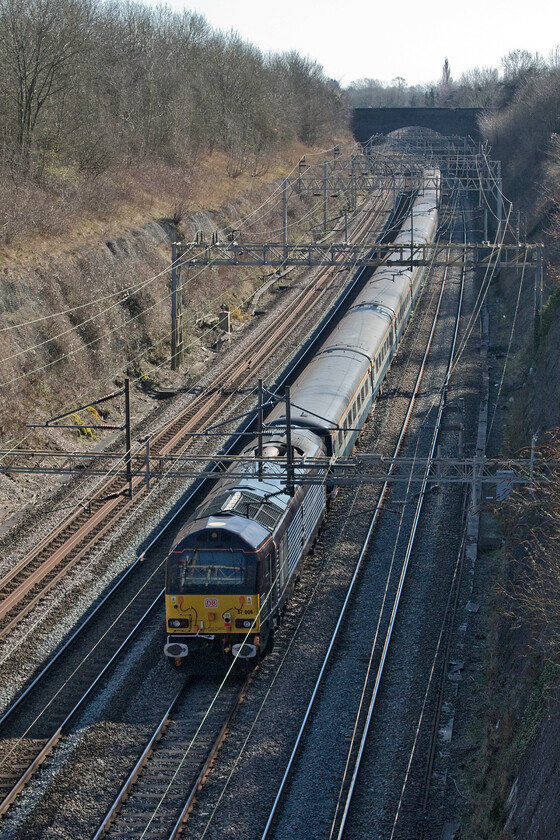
top-left (352, 107), bottom-right (485, 142)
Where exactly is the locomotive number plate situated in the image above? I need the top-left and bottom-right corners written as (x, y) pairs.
top-left (204, 598), bottom-right (218, 608)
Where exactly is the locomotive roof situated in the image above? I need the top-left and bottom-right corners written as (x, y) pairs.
top-left (171, 426), bottom-right (324, 548)
top-left (172, 511), bottom-right (272, 554)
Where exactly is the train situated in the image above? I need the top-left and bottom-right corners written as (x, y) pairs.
top-left (164, 168), bottom-right (440, 670)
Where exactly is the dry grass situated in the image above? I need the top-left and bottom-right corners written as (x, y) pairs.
top-left (0, 141), bottom-right (335, 269)
top-left (0, 161), bottom-right (189, 266)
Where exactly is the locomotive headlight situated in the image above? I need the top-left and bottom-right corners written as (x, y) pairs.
top-left (169, 619), bottom-right (181, 628)
top-left (243, 620), bottom-right (252, 628)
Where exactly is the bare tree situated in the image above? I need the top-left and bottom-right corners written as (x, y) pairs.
top-left (456, 66), bottom-right (500, 107)
top-left (0, 0), bottom-right (92, 166)
top-left (501, 48), bottom-right (543, 80)
top-left (0, 0), bottom-right (346, 180)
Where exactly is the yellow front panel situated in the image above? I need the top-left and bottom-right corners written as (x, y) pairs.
top-left (166, 593), bottom-right (260, 634)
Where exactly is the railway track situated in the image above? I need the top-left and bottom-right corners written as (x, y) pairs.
top-left (415, 501), bottom-right (469, 840)
top-left (92, 676), bottom-right (248, 840)
top-left (0, 179), bottom-right (399, 646)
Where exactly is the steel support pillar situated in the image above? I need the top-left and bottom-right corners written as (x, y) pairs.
top-left (171, 242), bottom-right (183, 370)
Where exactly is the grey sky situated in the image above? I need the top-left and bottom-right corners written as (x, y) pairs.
top-left (150, 0), bottom-right (559, 86)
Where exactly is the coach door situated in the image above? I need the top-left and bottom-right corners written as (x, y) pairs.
top-left (277, 533), bottom-right (288, 594)
top-left (267, 544), bottom-right (280, 616)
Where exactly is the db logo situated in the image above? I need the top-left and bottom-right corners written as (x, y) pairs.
top-left (204, 598), bottom-right (218, 608)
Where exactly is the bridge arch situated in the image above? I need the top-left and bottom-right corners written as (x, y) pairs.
top-left (352, 107), bottom-right (485, 142)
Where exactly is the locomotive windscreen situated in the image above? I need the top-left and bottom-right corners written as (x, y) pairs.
top-left (167, 547), bottom-right (257, 593)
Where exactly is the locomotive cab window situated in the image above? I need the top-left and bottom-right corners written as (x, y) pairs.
top-left (168, 547), bottom-right (256, 592)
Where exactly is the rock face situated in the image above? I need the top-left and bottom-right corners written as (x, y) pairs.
top-left (0, 197), bottom-right (250, 522)
top-left (0, 220), bottom-right (173, 440)
top-left (504, 684), bottom-right (560, 840)
top-left (0, 219), bottom-right (173, 525)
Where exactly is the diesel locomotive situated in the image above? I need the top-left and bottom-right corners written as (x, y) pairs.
top-left (164, 169), bottom-right (440, 670)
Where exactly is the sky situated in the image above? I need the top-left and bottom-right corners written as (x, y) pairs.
top-left (145, 0), bottom-right (559, 87)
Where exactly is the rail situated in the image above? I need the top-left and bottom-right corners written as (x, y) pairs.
top-left (92, 677), bottom-right (249, 840)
